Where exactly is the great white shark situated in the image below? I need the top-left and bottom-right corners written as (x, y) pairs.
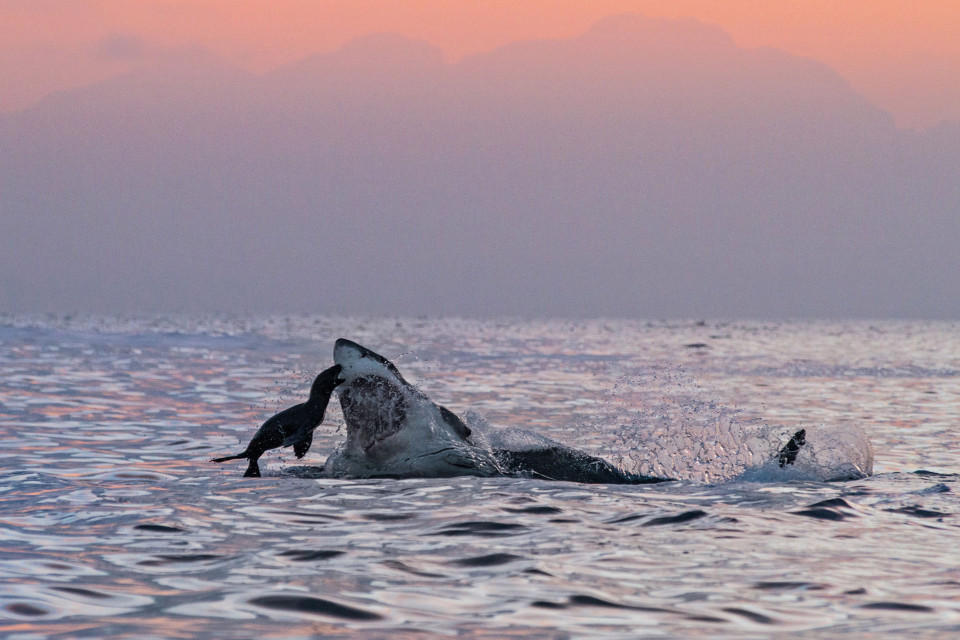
top-left (324, 338), bottom-right (672, 483)
top-left (213, 339), bottom-right (868, 482)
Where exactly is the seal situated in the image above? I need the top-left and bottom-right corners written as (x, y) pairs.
top-left (326, 338), bottom-right (672, 483)
top-left (212, 364), bottom-right (342, 477)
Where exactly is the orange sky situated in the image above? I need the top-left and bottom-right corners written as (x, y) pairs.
top-left (2, 0), bottom-right (959, 128)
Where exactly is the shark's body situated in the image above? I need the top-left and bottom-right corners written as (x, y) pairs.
top-left (325, 339), bottom-right (671, 484)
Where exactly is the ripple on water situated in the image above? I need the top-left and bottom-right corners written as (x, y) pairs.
top-left (1, 583), bottom-right (155, 620)
top-left (606, 512), bottom-right (649, 524)
top-left (532, 594), bottom-right (674, 614)
top-left (381, 559), bottom-right (448, 578)
top-left (502, 505), bottom-right (563, 514)
top-left (450, 553), bottom-right (524, 567)
top-left (361, 512), bottom-right (417, 521)
top-left (429, 521), bottom-right (528, 537)
top-left (248, 507), bottom-right (342, 527)
top-left (51, 586), bottom-right (112, 600)
top-left (753, 581), bottom-right (826, 591)
top-left (248, 594), bottom-right (382, 621)
top-left (884, 505), bottom-right (949, 518)
top-left (860, 602), bottom-right (935, 613)
top-left (0, 558), bottom-right (105, 580)
top-left (133, 523), bottom-right (187, 533)
top-left (138, 554), bottom-right (223, 567)
top-left (642, 509), bottom-right (708, 526)
top-left (87, 470), bottom-right (178, 482)
top-left (791, 498), bottom-right (860, 521)
top-left (568, 594), bottom-right (672, 613)
top-left (722, 607), bottom-right (778, 625)
top-left (5, 602), bottom-right (49, 617)
top-left (276, 549), bottom-right (344, 562)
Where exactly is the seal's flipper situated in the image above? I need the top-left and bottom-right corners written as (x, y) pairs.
top-left (776, 429), bottom-right (806, 467)
top-left (243, 458), bottom-right (262, 477)
top-left (293, 432), bottom-right (313, 459)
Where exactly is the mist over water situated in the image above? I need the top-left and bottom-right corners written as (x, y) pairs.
top-left (1, 315), bottom-right (958, 637)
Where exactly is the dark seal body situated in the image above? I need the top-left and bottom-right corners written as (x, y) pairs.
top-left (212, 364), bottom-right (342, 477)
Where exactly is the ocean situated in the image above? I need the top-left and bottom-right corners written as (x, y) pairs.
top-left (1, 314), bottom-right (957, 638)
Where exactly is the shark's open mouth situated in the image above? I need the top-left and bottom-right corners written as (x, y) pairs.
top-left (339, 375), bottom-right (409, 452)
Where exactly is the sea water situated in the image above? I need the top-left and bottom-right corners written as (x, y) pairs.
top-left (0, 315), bottom-right (957, 638)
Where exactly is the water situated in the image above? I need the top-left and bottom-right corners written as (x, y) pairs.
top-left (1, 314), bottom-right (958, 638)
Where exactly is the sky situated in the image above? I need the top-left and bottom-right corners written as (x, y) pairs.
top-left (2, 0), bottom-right (960, 129)
top-left (1, 4), bottom-right (958, 319)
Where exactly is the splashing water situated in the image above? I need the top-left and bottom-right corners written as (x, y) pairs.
top-left (595, 363), bottom-right (870, 483)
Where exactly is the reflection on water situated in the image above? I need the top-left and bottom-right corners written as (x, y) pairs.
top-left (1, 315), bottom-right (959, 637)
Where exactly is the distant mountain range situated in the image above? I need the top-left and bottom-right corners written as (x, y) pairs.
top-left (2, 15), bottom-right (958, 317)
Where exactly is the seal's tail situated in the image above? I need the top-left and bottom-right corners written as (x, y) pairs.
top-left (211, 452), bottom-right (247, 463)
top-left (211, 450), bottom-right (261, 477)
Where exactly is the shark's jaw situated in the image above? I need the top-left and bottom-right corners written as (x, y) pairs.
top-left (333, 339), bottom-right (414, 457)
top-left (329, 338), bottom-right (500, 477)
top-left (338, 374), bottom-right (409, 456)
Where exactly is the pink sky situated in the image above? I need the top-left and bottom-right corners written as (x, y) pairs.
top-left (3, 10), bottom-right (958, 318)
top-left (1, 1), bottom-right (959, 128)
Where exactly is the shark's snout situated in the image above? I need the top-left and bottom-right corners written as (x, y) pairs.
top-left (334, 338), bottom-right (363, 363)
top-left (334, 338), bottom-right (405, 384)
top-left (333, 339), bottom-right (369, 382)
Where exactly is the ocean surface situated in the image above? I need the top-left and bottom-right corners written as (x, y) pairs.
top-left (1, 314), bottom-right (957, 638)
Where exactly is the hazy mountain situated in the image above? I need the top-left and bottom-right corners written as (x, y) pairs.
top-left (2, 15), bottom-right (957, 317)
